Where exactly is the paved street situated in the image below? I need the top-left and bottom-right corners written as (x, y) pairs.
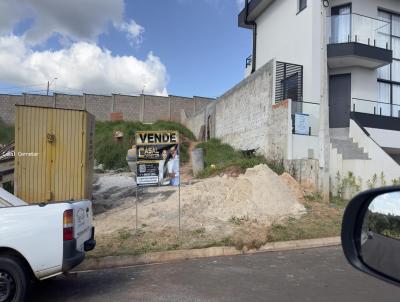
top-left (31, 246), bottom-right (400, 302)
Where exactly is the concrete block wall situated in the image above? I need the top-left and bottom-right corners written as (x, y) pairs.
top-left (284, 159), bottom-right (320, 192)
top-left (170, 95), bottom-right (195, 122)
top-left (0, 95), bottom-right (24, 125)
top-left (214, 60), bottom-right (274, 155)
top-left (193, 97), bottom-right (212, 113)
top-left (25, 94), bottom-right (54, 107)
top-left (187, 110), bottom-right (206, 140)
top-left (143, 95), bottom-right (170, 122)
top-left (186, 60), bottom-right (277, 153)
top-left (0, 93), bottom-right (214, 125)
top-left (55, 94), bottom-right (84, 110)
top-left (114, 94), bottom-right (142, 121)
top-left (267, 100), bottom-right (291, 161)
top-left (84, 94), bottom-right (113, 121)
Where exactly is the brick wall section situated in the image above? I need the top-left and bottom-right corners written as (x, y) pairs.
top-left (0, 93), bottom-right (214, 125)
top-left (114, 94), bottom-right (142, 121)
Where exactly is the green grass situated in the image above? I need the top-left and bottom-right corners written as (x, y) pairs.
top-left (150, 120), bottom-right (196, 141)
top-left (95, 120), bottom-right (195, 170)
top-left (266, 197), bottom-right (345, 242)
top-left (0, 119), bottom-right (14, 145)
top-left (195, 139), bottom-right (267, 178)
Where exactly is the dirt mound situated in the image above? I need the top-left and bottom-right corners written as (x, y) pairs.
top-left (94, 164), bottom-right (306, 235)
top-left (280, 172), bottom-right (305, 202)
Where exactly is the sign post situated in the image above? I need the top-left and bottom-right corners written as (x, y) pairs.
top-left (135, 131), bottom-right (181, 231)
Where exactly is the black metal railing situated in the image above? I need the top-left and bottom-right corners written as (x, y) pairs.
top-left (245, 55), bottom-right (252, 68)
top-left (351, 98), bottom-right (400, 118)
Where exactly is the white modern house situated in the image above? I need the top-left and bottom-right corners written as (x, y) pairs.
top-left (238, 0), bottom-right (400, 193)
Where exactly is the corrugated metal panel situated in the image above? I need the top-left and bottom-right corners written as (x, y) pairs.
top-left (15, 106), bottom-right (94, 203)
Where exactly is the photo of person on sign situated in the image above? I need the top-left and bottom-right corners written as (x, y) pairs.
top-left (159, 149), bottom-right (170, 186)
top-left (167, 146), bottom-right (180, 186)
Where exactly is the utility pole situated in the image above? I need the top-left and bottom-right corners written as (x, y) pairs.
top-left (319, 0), bottom-right (330, 203)
top-left (46, 77), bottom-right (58, 96)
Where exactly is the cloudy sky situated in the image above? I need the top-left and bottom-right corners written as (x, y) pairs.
top-left (0, 0), bottom-right (251, 98)
top-left (370, 192), bottom-right (400, 216)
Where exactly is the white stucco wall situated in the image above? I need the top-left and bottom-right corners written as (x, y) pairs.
top-left (254, 0), bottom-right (322, 103)
top-left (366, 127), bottom-right (400, 149)
top-left (329, 67), bottom-right (380, 105)
top-left (291, 134), bottom-right (320, 160)
top-left (330, 119), bottom-right (400, 194)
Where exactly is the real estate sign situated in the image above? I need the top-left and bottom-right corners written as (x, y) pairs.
top-left (135, 131), bottom-right (180, 187)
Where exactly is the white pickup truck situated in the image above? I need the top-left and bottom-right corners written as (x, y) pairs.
top-left (0, 188), bottom-right (96, 301)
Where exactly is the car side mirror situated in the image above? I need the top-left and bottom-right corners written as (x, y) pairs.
top-left (342, 186), bottom-right (400, 286)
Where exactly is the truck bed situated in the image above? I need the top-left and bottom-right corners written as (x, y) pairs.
top-left (0, 187), bottom-right (27, 207)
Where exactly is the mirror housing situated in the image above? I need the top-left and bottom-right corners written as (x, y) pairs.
top-left (342, 186), bottom-right (400, 286)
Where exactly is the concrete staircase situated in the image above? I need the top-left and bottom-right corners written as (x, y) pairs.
top-left (330, 128), bottom-right (369, 160)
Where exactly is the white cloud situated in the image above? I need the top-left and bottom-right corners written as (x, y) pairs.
top-left (0, 35), bottom-right (168, 96)
top-left (0, 0), bottom-right (124, 45)
top-left (0, 1), bottom-right (169, 96)
top-left (114, 20), bottom-right (145, 48)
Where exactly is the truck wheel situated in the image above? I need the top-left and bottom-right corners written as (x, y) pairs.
top-left (0, 256), bottom-right (30, 302)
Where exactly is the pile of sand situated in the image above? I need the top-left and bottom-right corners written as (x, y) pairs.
top-left (94, 164), bottom-right (306, 235)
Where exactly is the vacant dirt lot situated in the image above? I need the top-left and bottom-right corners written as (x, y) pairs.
top-left (89, 165), bottom-right (344, 258)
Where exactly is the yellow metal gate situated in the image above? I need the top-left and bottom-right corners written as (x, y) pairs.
top-left (15, 106), bottom-right (94, 203)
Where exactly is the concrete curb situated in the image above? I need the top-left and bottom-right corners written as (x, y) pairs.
top-left (75, 237), bottom-right (341, 272)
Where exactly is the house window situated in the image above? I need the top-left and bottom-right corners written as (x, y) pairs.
top-left (378, 10), bottom-right (400, 117)
top-left (298, 0), bottom-right (307, 13)
top-left (275, 61), bottom-right (303, 113)
top-left (331, 4), bottom-right (352, 44)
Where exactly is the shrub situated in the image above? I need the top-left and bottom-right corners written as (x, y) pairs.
top-left (0, 119), bottom-right (14, 144)
top-left (95, 120), bottom-right (194, 170)
top-left (196, 139), bottom-right (267, 178)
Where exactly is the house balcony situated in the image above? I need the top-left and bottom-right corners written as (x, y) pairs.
top-left (351, 98), bottom-right (400, 119)
top-left (327, 13), bottom-right (393, 69)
